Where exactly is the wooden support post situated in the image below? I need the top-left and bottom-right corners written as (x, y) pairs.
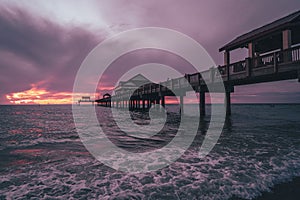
top-left (200, 92), bottom-right (205, 116)
top-left (248, 42), bottom-right (255, 58)
top-left (225, 91), bottom-right (231, 116)
top-left (156, 98), bottom-right (160, 110)
top-left (142, 99), bottom-right (145, 110)
top-left (161, 96), bottom-right (165, 107)
top-left (186, 74), bottom-right (190, 83)
top-left (180, 95), bottom-right (184, 114)
top-left (224, 51), bottom-right (230, 81)
top-left (282, 29), bottom-right (292, 62)
top-left (282, 29), bottom-right (291, 50)
top-left (156, 98), bottom-right (160, 105)
top-left (210, 67), bottom-right (215, 83)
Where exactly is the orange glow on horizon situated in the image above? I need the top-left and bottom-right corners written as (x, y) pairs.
top-left (6, 85), bottom-right (97, 105)
top-left (6, 85), bottom-right (226, 105)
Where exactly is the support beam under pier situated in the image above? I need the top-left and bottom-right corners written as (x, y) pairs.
top-left (156, 98), bottom-right (160, 105)
top-left (156, 98), bottom-right (160, 110)
top-left (225, 92), bottom-right (231, 116)
top-left (142, 99), bottom-right (145, 110)
top-left (200, 92), bottom-right (205, 116)
top-left (180, 95), bottom-right (184, 114)
top-left (161, 96), bottom-right (165, 107)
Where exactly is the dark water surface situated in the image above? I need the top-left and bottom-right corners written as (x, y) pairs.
top-left (0, 104), bottom-right (300, 199)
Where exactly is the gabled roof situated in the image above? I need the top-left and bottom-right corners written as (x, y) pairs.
top-left (115, 74), bottom-right (151, 90)
top-left (127, 74), bottom-right (150, 83)
top-left (219, 10), bottom-right (300, 52)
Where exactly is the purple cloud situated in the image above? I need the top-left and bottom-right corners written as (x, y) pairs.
top-left (1, 1), bottom-right (300, 104)
top-left (0, 5), bottom-right (102, 103)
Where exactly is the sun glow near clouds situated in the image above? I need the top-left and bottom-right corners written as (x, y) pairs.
top-left (6, 85), bottom-right (96, 105)
top-left (6, 86), bottom-right (70, 104)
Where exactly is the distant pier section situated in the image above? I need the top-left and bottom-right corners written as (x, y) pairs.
top-left (96, 10), bottom-right (300, 115)
top-left (78, 96), bottom-right (95, 105)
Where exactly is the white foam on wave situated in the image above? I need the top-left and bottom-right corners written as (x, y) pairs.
top-left (2, 144), bottom-right (300, 199)
top-left (2, 105), bottom-right (300, 199)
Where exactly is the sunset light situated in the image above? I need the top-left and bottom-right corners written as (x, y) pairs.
top-left (1, 1), bottom-right (300, 199)
top-left (6, 85), bottom-right (97, 105)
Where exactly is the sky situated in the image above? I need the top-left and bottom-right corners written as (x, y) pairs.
top-left (0, 0), bottom-right (300, 104)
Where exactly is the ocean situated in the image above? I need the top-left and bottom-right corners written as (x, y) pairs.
top-left (0, 104), bottom-right (300, 199)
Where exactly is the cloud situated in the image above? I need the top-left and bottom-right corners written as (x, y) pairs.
top-left (0, 5), bottom-right (103, 104)
top-left (1, 1), bottom-right (300, 104)
top-left (5, 84), bottom-right (98, 104)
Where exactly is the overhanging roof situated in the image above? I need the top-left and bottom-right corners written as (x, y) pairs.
top-left (115, 74), bottom-right (151, 91)
top-left (219, 10), bottom-right (300, 52)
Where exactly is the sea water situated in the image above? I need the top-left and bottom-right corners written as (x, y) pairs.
top-left (0, 104), bottom-right (300, 199)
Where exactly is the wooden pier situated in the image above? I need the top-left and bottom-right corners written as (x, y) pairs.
top-left (96, 10), bottom-right (300, 116)
top-left (78, 96), bottom-right (95, 105)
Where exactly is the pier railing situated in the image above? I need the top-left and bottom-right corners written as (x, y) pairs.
top-left (98, 46), bottom-right (300, 101)
top-left (230, 60), bottom-right (247, 73)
